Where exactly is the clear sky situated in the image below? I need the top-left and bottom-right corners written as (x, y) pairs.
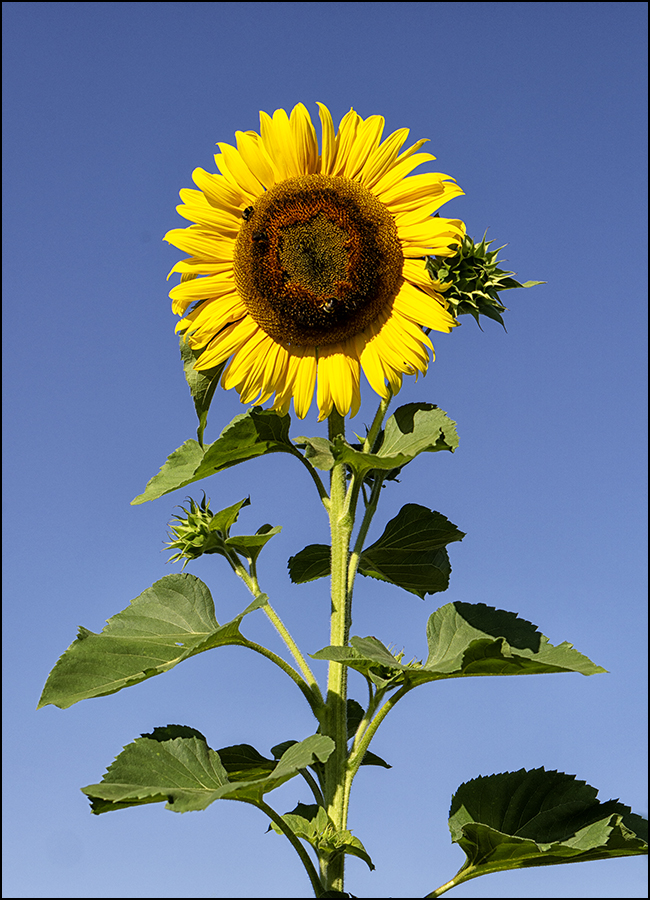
top-left (3, 2), bottom-right (647, 898)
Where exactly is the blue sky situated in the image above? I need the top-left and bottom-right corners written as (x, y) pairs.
top-left (3, 2), bottom-right (647, 898)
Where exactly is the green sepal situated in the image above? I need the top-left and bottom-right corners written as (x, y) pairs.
top-left (269, 803), bottom-right (375, 871)
top-left (425, 232), bottom-right (545, 330)
top-left (437, 768), bottom-right (647, 891)
top-left (37, 574), bottom-right (267, 709)
top-left (81, 730), bottom-right (334, 814)
top-left (179, 337), bottom-right (226, 447)
top-left (288, 505), bottom-right (464, 597)
top-left (131, 407), bottom-right (298, 505)
top-left (312, 601), bottom-right (606, 688)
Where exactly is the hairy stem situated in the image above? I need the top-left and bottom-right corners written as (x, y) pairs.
top-left (321, 408), bottom-right (353, 892)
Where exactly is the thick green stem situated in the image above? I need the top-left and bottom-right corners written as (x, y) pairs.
top-left (321, 408), bottom-right (353, 892)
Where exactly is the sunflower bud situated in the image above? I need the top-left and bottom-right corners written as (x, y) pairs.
top-left (426, 232), bottom-right (543, 329)
top-left (166, 494), bottom-right (225, 568)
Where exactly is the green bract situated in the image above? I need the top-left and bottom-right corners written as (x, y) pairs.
top-left (426, 232), bottom-right (545, 328)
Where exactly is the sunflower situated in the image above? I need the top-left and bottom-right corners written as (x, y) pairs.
top-left (165, 103), bottom-right (465, 420)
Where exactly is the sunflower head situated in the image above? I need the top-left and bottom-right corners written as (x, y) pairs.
top-left (165, 103), bottom-right (465, 420)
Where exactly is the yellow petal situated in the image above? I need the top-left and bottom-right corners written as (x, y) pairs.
top-left (331, 107), bottom-right (361, 176)
top-left (163, 227), bottom-right (235, 261)
top-left (194, 315), bottom-right (258, 370)
top-left (290, 103), bottom-right (319, 174)
top-left (358, 127), bottom-right (410, 189)
top-left (371, 152), bottom-right (438, 197)
top-left (316, 346), bottom-right (361, 420)
top-left (235, 130), bottom-right (276, 190)
top-left (215, 141), bottom-right (265, 199)
top-left (317, 102), bottom-right (337, 175)
top-left (191, 167), bottom-right (245, 213)
top-left (339, 114), bottom-right (385, 180)
top-left (393, 279), bottom-right (457, 333)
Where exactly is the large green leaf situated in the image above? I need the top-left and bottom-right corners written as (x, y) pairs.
top-left (82, 729), bottom-right (334, 814)
top-left (293, 404), bottom-right (458, 479)
top-left (37, 574), bottom-right (267, 709)
top-left (335, 403), bottom-right (459, 476)
top-left (312, 602), bottom-right (606, 688)
top-left (426, 769), bottom-right (648, 895)
top-left (131, 407), bottom-right (298, 504)
top-left (359, 504), bottom-right (465, 597)
top-left (288, 505), bottom-right (464, 595)
top-left (376, 402), bottom-right (459, 459)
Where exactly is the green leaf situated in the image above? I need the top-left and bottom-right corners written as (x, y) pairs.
top-left (82, 731), bottom-right (231, 814)
top-left (214, 734), bottom-right (335, 804)
top-left (293, 436), bottom-right (336, 471)
top-left (359, 505), bottom-right (465, 598)
top-left (179, 336), bottom-right (226, 446)
top-left (359, 749), bottom-right (391, 769)
top-left (292, 404), bottom-right (458, 481)
top-left (226, 525), bottom-right (283, 565)
top-left (81, 731), bottom-right (334, 814)
top-left (37, 573), bottom-right (267, 709)
top-left (346, 698), bottom-right (365, 738)
top-left (131, 439), bottom-right (206, 505)
top-left (333, 404), bottom-right (459, 477)
top-left (438, 768), bottom-right (647, 891)
top-left (131, 407), bottom-right (297, 504)
top-left (288, 544), bottom-right (331, 584)
top-left (377, 403), bottom-right (459, 459)
top-left (208, 496), bottom-right (251, 533)
top-left (288, 505), bottom-right (464, 594)
top-left (214, 744), bottom-right (277, 782)
top-left (312, 601), bottom-right (606, 688)
top-left (270, 804), bottom-right (375, 871)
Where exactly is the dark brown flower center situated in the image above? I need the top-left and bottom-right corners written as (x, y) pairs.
top-left (233, 174), bottom-right (403, 346)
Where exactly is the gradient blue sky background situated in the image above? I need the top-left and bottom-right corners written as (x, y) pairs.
top-left (3, 3), bottom-right (647, 898)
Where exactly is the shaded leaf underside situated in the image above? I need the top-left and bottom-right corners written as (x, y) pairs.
top-left (312, 601), bottom-right (606, 686)
top-left (82, 731), bottom-right (334, 814)
top-left (445, 768), bottom-right (648, 883)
